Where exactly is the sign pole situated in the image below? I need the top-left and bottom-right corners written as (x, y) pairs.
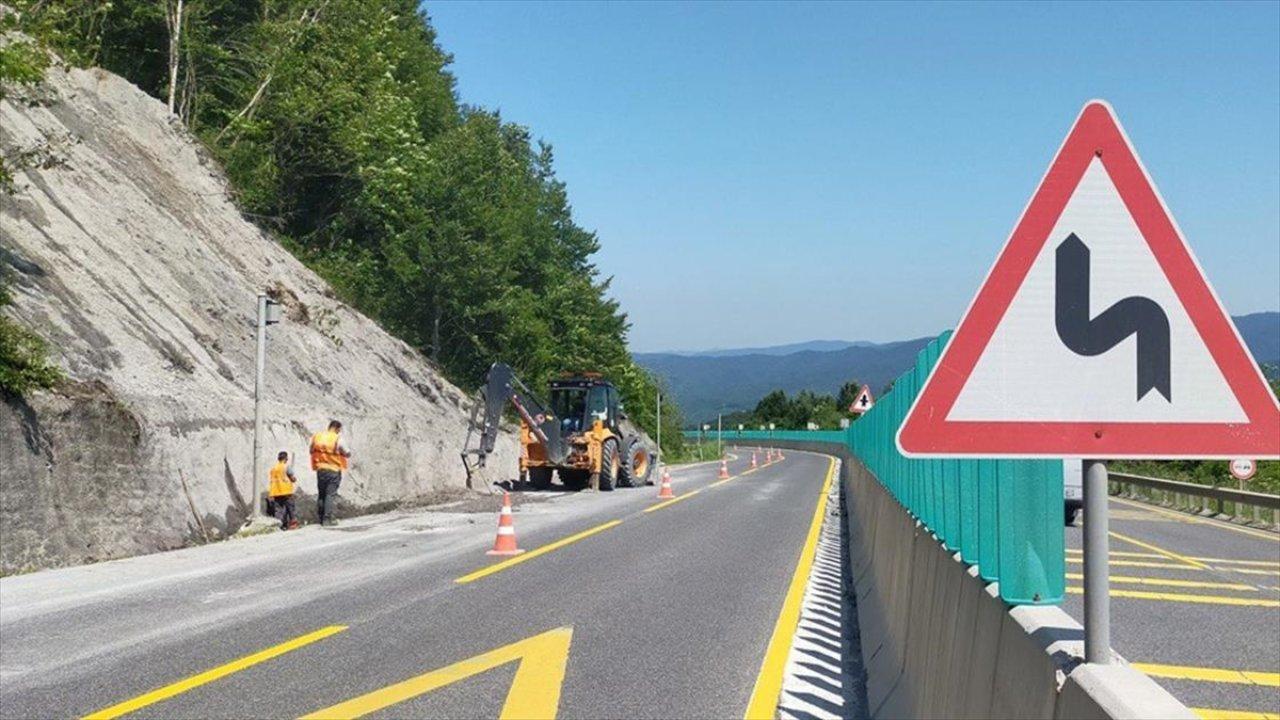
top-left (1083, 459), bottom-right (1111, 664)
top-left (251, 294), bottom-right (268, 522)
top-left (655, 389), bottom-right (661, 477)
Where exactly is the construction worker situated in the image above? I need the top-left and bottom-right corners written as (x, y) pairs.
top-left (268, 451), bottom-right (299, 530)
top-left (310, 419), bottom-right (351, 527)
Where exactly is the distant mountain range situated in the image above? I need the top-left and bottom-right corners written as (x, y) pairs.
top-left (637, 311), bottom-right (1280, 424)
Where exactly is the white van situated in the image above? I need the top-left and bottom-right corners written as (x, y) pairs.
top-left (1064, 459), bottom-right (1083, 525)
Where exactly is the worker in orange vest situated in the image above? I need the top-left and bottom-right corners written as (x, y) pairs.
top-left (310, 420), bottom-right (352, 527)
top-left (268, 450), bottom-right (299, 530)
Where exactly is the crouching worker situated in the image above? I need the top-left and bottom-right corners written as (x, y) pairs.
top-left (269, 451), bottom-right (299, 530)
top-left (310, 420), bottom-right (351, 527)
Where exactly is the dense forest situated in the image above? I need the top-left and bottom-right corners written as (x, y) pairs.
top-left (0, 0), bottom-right (687, 452)
top-left (715, 381), bottom-right (867, 431)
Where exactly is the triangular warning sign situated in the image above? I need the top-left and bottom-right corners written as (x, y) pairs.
top-left (850, 385), bottom-right (875, 414)
top-left (898, 101), bottom-right (1280, 459)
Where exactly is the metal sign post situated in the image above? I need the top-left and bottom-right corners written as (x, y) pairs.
top-left (655, 388), bottom-right (662, 477)
top-left (1083, 459), bottom-right (1110, 664)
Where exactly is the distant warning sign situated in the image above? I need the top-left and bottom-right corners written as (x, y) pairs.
top-left (849, 384), bottom-right (875, 414)
top-left (1230, 459), bottom-right (1256, 482)
top-left (898, 100), bottom-right (1280, 460)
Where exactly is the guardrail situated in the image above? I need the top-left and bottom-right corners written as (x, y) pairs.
top-left (1110, 472), bottom-right (1280, 530)
top-left (683, 331), bottom-right (1066, 606)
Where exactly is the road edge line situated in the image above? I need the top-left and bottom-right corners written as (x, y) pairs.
top-left (454, 520), bottom-right (623, 584)
top-left (743, 455), bottom-right (838, 720)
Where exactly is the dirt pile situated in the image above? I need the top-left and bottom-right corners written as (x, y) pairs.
top-left (0, 62), bottom-right (519, 573)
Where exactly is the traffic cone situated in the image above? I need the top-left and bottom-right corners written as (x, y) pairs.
top-left (766, 448), bottom-right (774, 463)
top-left (751, 451), bottom-right (758, 469)
top-left (718, 458), bottom-right (730, 479)
top-left (486, 492), bottom-right (525, 556)
top-left (657, 469), bottom-right (675, 499)
top-left (777, 447), bottom-right (785, 460)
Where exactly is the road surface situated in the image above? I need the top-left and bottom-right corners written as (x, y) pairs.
top-left (1063, 496), bottom-right (1280, 720)
top-left (0, 451), bottom-right (857, 719)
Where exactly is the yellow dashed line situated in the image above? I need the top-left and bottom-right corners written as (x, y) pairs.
top-left (1133, 662), bottom-right (1280, 688)
top-left (1065, 573), bottom-right (1256, 592)
top-left (1066, 557), bottom-right (1194, 570)
top-left (82, 626), bottom-right (347, 719)
top-left (1066, 587), bottom-right (1280, 607)
top-left (1066, 549), bottom-right (1280, 568)
top-left (455, 520), bottom-right (623, 584)
top-left (643, 490), bottom-right (702, 513)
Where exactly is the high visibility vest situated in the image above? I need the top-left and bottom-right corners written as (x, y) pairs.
top-left (268, 461), bottom-right (293, 497)
top-left (310, 430), bottom-right (348, 471)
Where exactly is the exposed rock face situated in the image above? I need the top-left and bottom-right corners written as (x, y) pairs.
top-left (0, 64), bottom-right (519, 573)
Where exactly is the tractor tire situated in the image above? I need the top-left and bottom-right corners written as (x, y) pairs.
top-left (598, 439), bottom-right (619, 491)
top-left (528, 466), bottom-right (553, 490)
top-left (620, 436), bottom-right (653, 487)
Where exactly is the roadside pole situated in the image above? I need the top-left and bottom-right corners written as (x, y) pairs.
top-left (251, 294), bottom-right (268, 521)
top-left (1083, 459), bottom-right (1111, 664)
top-left (655, 388), bottom-right (661, 478)
top-left (251, 294), bottom-right (280, 523)
top-left (717, 413), bottom-right (722, 458)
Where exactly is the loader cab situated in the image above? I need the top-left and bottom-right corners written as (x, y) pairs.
top-left (549, 375), bottom-right (620, 435)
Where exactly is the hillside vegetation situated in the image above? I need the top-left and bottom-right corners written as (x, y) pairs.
top-left (4, 0), bottom-right (685, 450)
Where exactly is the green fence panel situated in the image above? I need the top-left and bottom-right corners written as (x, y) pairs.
top-left (996, 459), bottom-right (1065, 604)
top-left (977, 459), bottom-right (999, 581)
top-left (958, 459), bottom-right (980, 563)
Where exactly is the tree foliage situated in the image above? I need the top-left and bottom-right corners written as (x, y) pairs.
top-left (9, 0), bottom-right (685, 451)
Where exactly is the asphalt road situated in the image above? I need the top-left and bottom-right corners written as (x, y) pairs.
top-left (1063, 496), bottom-right (1280, 720)
top-left (0, 450), bottom-right (837, 719)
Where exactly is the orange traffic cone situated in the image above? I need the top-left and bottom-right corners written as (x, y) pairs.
top-left (777, 447), bottom-right (785, 460)
top-left (487, 492), bottom-right (525, 556)
top-left (718, 458), bottom-right (730, 479)
top-left (657, 468), bottom-right (675, 499)
top-left (751, 451), bottom-right (758, 469)
top-left (766, 448), bottom-right (774, 463)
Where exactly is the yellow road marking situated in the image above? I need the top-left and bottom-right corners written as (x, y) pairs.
top-left (1065, 573), bottom-right (1256, 592)
top-left (744, 456), bottom-right (837, 720)
top-left (1219, 567), bottom-right (1280, 577)
top-left (709, 477), bottom-right (735, 488)
top-left (301, 627), bottom-right (572, 720)
top-left (1066, 587), bottom-right (1280, 607)
top-left (1108, 530), bottom-right (1209, 570)
top-left (643, 489), bottom-right (702, 513)
top-left (455, 520), bottom-right (622, 584)
top-left (1133, 662), bottom-right (1280, 687)
top-left (1192, 709), bottom-right (1280, 720)
top-left (1066, 549), bottom-right (1280, 567)
top-left (82, 626), bottom-right (347, 720)
top-left (1111, 496), bottom-right (1280, 542)
top-left (1066, 557), bottom-right (1195, 570)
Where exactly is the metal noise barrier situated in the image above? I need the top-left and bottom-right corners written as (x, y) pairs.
top-left (688, 330), bottom-right (1066, 605)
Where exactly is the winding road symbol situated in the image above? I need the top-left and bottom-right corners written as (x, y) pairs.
top-left (1054, 233), bottom-right (1171, 402)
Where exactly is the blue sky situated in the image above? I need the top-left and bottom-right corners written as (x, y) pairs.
top-left (424, 1), bottom-right (1280, 353)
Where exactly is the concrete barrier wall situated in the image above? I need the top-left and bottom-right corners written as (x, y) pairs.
top-left (742, 439), bottom-right (1193, 720)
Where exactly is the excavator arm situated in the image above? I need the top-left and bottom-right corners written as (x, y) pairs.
top-left (462, 363), bottom-right (566, 487)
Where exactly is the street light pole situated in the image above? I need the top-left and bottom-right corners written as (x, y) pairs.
top-left (717, 412), bottom-right (722, 458)
top-left (655, 388), bottom-right (662, 477)
top-left (251, 293), bottom-right (280, 523)
top-left (251, 294), bottom-right (268, 521)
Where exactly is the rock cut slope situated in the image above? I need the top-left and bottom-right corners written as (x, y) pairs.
top-left (0, 62), bottom-right (518, 573)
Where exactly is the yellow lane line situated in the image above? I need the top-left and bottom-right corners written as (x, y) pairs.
top-left (82, 625), bottom-right (347, 720)
top-left (1220, 567), bottom-right (1280, 577)
top-left (1065, 573), bottom-right (1257, 592)
top-left (643, 490), bottom-right (702, 513)
top-left (744, 456), bottom-right (837, 720)
top-left (1066, 557), bottom-right (1196, 570)
top-left (1108, 530), bottom-right (1209, 570)
top-left (1192, 709), bottom-right (1280, 720)
top-left (710, 477), bottom-right (735, 488)
top-left (455, 520), bottom-right (623, 584)
top-left (1132, 662), bottom-right (1280, 688)
top-left (300, 627), bottom-right (573, 720)
top-left (1066, 587), bottom-right (1280, 608)
top-left (1066, 549), bottom-right (1280, 567)
top-left (1111, 496), bottom-right (1280, 542)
